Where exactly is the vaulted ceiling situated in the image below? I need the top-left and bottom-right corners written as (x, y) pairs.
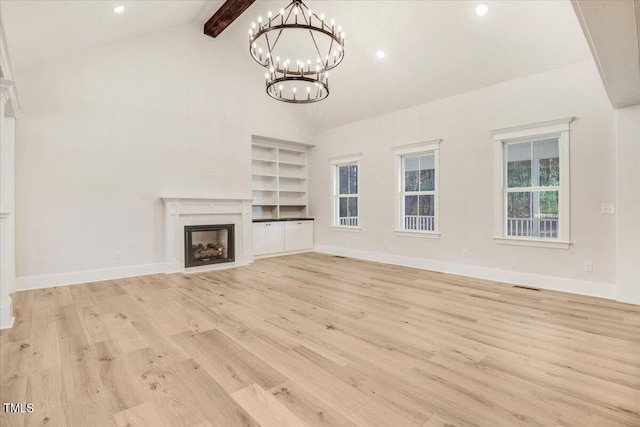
top-left (0, 1), bottom-right (598, 129)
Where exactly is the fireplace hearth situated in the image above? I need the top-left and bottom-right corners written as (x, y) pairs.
top-left (184, 224), bottom-right (234, 268)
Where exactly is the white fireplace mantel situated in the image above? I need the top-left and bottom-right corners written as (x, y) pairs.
top-left (162, 198), bottom-right (253, 274)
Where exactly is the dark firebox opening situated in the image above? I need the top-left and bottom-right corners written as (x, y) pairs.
top-left (184, 224), bottom-right (235, 268)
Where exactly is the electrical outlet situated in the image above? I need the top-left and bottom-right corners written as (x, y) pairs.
top-left (115, 251), bottom-right (121, 261)
top-left (583, 261), bottom-right (593, 272)
top-left (601, 203), bottom-right (615, 214)
top-left (461, 249), bottom-right (469, 258)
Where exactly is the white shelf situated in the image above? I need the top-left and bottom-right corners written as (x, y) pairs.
top-left (279, 161), bottom-right (306, 166)
top-left (251, 141), bottom-right (310, 220)
top-left (279, 175), bottom-right (306, 180)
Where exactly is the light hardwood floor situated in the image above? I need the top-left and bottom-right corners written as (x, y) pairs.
top-left (1, 253), bottom-right (639, 427)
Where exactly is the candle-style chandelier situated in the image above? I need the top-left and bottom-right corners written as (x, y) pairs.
top-left (249, 0), bottom-right (345, 103)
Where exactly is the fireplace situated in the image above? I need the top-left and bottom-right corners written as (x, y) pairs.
top-left (184, 224), bottom-right (235, 268)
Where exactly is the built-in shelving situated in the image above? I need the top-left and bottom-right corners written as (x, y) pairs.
top-left (251, 138), bottom-right (312, 220)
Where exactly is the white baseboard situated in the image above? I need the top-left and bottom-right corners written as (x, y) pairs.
top-left (16, 263), bottom-right (165, 291)
top-left (254, 249), bottom-right (313, 260)
top-left (0, 297), bottom-right (14, 330)
top-left (314, 244), bottom-right (617, 300)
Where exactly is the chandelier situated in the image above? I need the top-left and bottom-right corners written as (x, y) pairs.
top-left (248, 0), bottom-right (345, 103)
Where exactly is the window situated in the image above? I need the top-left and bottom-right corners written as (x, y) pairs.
top-left (493, 118), bottom-right (572, 249)
top-left (330, 154), bottom-right (361, 229)
top-left (393, 140), bottom-right (441, 236)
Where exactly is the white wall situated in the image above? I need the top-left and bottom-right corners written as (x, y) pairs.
top-left (615, 105), bottom-right (640, 304)
top-left (310, 61), bottom-right (618, 298)
top-left (14, 23), bottom-right (311, 286)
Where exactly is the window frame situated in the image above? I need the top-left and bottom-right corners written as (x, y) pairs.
top-left (492, 117), bottom-right (573, 249)
top-left (330, 153), bottom-right (361, 230)
top-left (393, 139), bottom-right (441, 238)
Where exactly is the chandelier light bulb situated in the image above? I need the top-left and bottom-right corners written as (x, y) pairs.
top-left (308, 9), bottom-right (313, 16)
top-left (258, 48), bottom-right (262, 54)
top-left (307, 87), bottom-right (311, 93)
top-left (251, 22), bottom-right (256, 29)
top-left (258, 16), bottom-right (262, 23)
top-left (320, 13), bottom-right (325, 21)
top-left (268, 11), bottom-right (272, 18)
top-left (249, 29), bottom-right (253, 35)
top-left (280, 8), bottom-right (285, 15)
top-left (331, 19), bottom-right (335, 25)
top-left (293, 87), bottom-right (297, 93)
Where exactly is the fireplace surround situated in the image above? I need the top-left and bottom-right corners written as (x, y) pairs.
top-left (162, 198), bottom-right (252, 273)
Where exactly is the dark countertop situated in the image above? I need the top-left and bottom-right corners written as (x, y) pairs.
top-left (252, 218), bottom-right (315, 223)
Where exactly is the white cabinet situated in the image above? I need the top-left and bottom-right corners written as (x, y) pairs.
top-left (252, 222), bottom-right (285, 256)
top-left (284, 221), bottom-right (314, 252)
top-left (254, 220), bottom-right (313, 257)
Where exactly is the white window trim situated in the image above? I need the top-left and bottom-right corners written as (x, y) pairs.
top-left (330, 153), bottom-right (362, 230)
top-left (492, 117), bottom-right (573, 249)
top-left (393, 139), bottom-right (441, 237)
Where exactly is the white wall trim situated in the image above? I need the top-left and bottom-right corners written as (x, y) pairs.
top-left (392, 138), bottom-right (442, 155)
top-left (15, 262), bottom-right (165, 291)
top-left (0, 18), bottom-right (20, 111)
top-left (0, 300), bottom-right (14, 329)
top-left (329, 152), bottom-right (362, 165)
top-left (314, 244), bottom-right (617, 300)
top-left (491, 117), bottom-right (573, 140)
top-left (493, 236), bottom-right (571, 249)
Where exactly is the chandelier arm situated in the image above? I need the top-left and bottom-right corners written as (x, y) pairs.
top-left (271, 27), bottom-right (285, 51)
top-left (307, 30), bottom-right (327, 71)
top-left (283, 3), bottom-right (295, 24)
top-left (264, 32), bottom-right (275, 61)
top-left (299, 5), bottom-right (310, 26)
top-left (324, 37), bottom-right (336, 69)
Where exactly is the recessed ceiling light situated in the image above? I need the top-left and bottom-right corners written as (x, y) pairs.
top-left (113, 5), bottom-right (126, 14)
top-left (475, 4), bottom-right (489, 16)
top-left (376, 50), bottom-right (386, 59)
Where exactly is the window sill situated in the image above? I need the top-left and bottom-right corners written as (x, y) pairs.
top-left (330, 226), bottom-right (362, 232)
top-left (394, 230), bottom-right (441, 239)
top-left (493, 237), bottom-right (571, 250)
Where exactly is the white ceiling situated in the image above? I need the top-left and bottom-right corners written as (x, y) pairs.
top-left (0, 0), bottom-right (215, 70)
top-left (1, 0), bottom-right (593, 130)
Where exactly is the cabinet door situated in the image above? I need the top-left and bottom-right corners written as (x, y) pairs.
top-left (252, 223), bottom-right (268, 256)
top-left (299, 221), bottom-right (314, 250)
top-left (267, 222), bottom-right (285, 254)
top-left (284, 222), bottom-right (300, 252)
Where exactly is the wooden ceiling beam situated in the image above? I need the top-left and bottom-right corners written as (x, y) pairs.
top-left (204, 0), bottom-right (256, 38)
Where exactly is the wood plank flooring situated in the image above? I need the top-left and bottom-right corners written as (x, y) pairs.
top-left (1, 252), bottom-right (639, 426)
